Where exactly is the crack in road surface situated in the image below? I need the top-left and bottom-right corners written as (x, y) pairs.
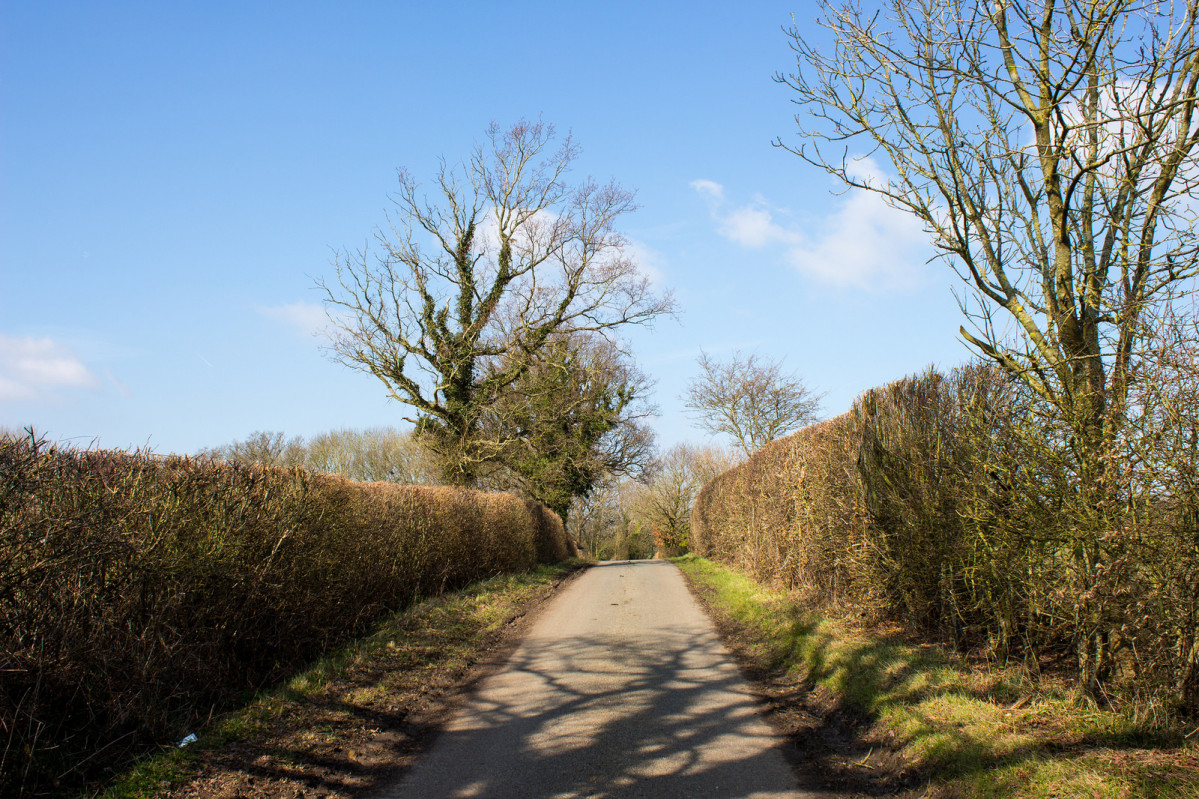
top-left (378, 560), bottom-right (808, 798)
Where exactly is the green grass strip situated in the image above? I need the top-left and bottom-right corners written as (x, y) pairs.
top-left (674, 554), bottom-right (1199, 799)
top-left (100, 560), bottom-right (586, 799)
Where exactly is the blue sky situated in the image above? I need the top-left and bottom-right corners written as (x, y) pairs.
top-left (1, 1), bottom-right (972, 454)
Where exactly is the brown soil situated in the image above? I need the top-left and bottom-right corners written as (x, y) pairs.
top-left (679, 569), bottom-right (925, 799)
top-left (152, 566), bottom-right (587, 799)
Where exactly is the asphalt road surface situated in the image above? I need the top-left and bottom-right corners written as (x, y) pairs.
top-left (379, 560), bottom-right (807, 798)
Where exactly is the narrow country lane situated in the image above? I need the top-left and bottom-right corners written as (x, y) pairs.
top-left (378, 560), bottom-right (808, 798)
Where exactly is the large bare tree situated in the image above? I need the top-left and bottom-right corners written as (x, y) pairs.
top-left (319, 121), bottom-right (673, 486)
top-left (778, 0), bottom-right (1199, 692)
top-left (683, 350), bottom-right (823, 455)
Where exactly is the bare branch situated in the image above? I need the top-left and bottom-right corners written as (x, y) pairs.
top-left (318, 121), bottom-right (674, 486)
top-left (683, 350), bottom-right (824, 455)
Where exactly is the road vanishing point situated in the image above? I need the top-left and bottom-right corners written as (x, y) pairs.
top-left (380, 559), bottom-right (808, 798)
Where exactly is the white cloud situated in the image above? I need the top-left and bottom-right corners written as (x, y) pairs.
top-left (787, 189), bottom-right (929, 290)
top-left (0, 334), bottom-right (99, 401)
top-left (691, 170), bottom-right (930, 291)
top-left (0, 375), bottom-right (32, 402)
top-left (693, 180), bottom-right (799, 249)
top-left (689, 179), bottom-right (725, 201)
top-left (719, 204), bottom-right (801, 249)
top-left (257, 301), bottom-right (332, 338)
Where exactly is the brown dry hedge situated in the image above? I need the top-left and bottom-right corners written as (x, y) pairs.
top-left (0, 436), bottom-right (574, 796)
top-left (692, 364), bottom-right (1199, 720)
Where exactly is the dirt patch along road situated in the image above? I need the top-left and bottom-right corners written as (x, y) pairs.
top-left (378, 560), bottom-right (809, 798)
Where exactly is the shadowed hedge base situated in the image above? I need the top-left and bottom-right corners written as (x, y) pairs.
top-left (0, 437), bottom-right (574, 796)
top-left (691, 364), bottom-right (1199, 722)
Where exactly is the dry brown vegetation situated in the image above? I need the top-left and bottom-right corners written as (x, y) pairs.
top-left (692, 362), bottom-right (1199, 723)
top-left (0, 434), bottom-right (573, 796)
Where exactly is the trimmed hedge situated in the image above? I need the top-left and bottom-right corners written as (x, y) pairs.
top-left (692, 364), bottom-right (1199, 718)
top-left (0, 437), bottom-right (574, 795)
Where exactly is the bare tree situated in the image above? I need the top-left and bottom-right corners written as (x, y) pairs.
top-left (778, 0), bottom-right (1199, 693)
top-left (199, 427), bottom-right (438, 483)
top-left (319, 121), bottom-right (674, 486)
top-left (198, 431), bottom-right (306, 468)
top-left (575, 479), bottom-right (660, 560)
top-left (628, 444), bottom-right (739, 555)
top-left (683, 350), bottom-right (822, 455)
top-left (779, 0), bottom-right (1199, 474)
top-left (305, 427), bottom-right (438, 484)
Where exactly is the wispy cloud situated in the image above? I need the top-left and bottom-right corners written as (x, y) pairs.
top-left (0, 334), bottom-right (99, 401)
top-left (257, 301), bottom-right (332, 339)
top-left (692, 162), bottom-right (930, 291)
top-left (104, 367), bottom-right (133, 398)
top-left (622, 238), bottom-right (669, 288)
top-left (787, 184), bottom-right (929, 290)
top-left (690, 179), bottom-right (725, 202)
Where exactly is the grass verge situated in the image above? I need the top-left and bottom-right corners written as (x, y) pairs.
top-left (674, 554), bottom-right (1199, 799)
top-left (97, 560), bottom-right (588, 799)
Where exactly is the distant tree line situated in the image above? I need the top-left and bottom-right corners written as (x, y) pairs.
top-left (198, 427), bottom-right (439, 485)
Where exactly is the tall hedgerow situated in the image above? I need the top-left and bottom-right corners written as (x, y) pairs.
top-left (692, 363), bottom-right (1199, 719)
top-left (0, 436), bottom-right (573, 796)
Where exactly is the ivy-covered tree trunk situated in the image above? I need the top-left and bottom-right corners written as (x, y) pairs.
top-left (319, 121), bottom-right (672, 487)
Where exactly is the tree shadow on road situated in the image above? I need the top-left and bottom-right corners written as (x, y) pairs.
top-left (374, 596), bottom-right (808, 797)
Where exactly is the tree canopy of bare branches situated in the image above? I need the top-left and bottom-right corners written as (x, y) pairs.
top-left (778, 0), bottom-right (1199, 694)
top-left (319, 121), bottom-right (674, 486)
top-left (199, 427), bottom-right (438, 484)
top-left (683, 350), bottom-right (823, 455)
top-left (627, 444), bottom-right (739, 555)
top-left (779, 0), bottom-right (1199, 472)
top-left (303, 427), bottom-right (438, 484)
top-left (198, 430), bottom-right (306, 469)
